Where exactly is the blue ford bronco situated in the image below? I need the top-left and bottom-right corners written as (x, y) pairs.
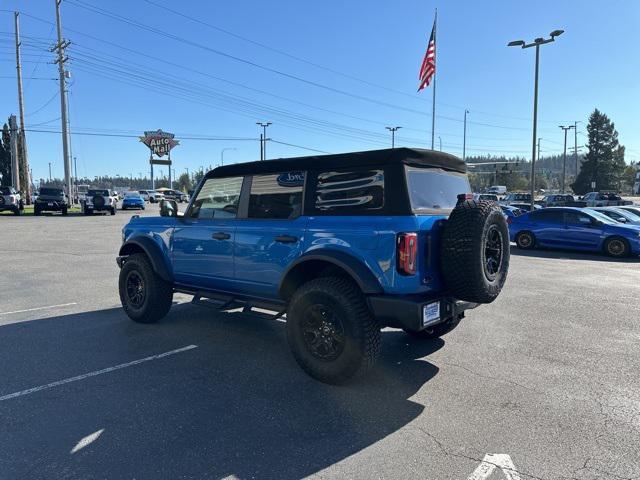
top-left (117, 148), bottom-right (509, 384)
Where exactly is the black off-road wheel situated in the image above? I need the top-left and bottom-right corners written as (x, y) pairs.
top-left (61, 206), bottom-right (68, 216)
top-left (403, 315), bottom-right (462, 340)
top-left (119, 253), bottom-right (173, 323)
top-left (440, 200), bottom-right (510, 304)
top-left (286, 276), bottom-right (380, 385)
top-left (34, 205), bottom-right (40, 216)
top-left (516, 231), bottom-right (536, 250)
top-left (604, 237), bottom-right (629, 258)
top-left (13, 207), bottom-right (21, 216)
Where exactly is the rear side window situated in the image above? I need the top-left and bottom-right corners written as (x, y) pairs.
top-left (248, 172), bottom-right (305, 219)
top-left (529, 210), bottom-right (564, 223)
top-left (405, 167), bottom-right (470, 213)
top-left (314, 169), bottom-right (384, 212)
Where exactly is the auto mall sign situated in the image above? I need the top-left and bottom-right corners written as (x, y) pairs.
top-left (139, 129), bottom-right (179, 158)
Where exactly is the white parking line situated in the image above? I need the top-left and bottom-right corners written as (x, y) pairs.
top-left (0, 344), bottom-right (198, 402)
top-left (0, 302), bottom-right (78, 316)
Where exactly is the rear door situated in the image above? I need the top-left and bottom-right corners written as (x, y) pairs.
top-left (172, 176), bottom-right (244, 292)
top-left (233, 172), bottom-right (307, 299)
top-left (528, 210), bottom-right (565, 246)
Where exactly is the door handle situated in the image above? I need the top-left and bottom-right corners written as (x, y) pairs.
top-left (275, 235), bottom-right (298, 244)
top-left (212, 232), bottom-right (231, 240)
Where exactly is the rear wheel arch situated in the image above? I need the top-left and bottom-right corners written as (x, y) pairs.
top-left (278, 252), bottom-right (383, 301)
top-left (119, 237), bottom-right (172, 282)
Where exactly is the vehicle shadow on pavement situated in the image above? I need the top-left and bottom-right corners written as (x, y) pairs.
top-left (510, 245), bottom-right (640, 263)
top-left (0, 303), bottom-right (442, 479)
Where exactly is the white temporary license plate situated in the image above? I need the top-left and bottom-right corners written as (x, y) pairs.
top-left (422, 302), bottom-right (441, 327)
top-left (48, 202), bottom-right (53, 206)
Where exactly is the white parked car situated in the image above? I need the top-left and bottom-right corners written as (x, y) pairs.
top-left (138, 190), bottom-right (150, 202)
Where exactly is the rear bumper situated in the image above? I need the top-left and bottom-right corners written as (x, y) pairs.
top-left (35, 201), bottom-right (66, 211)
top-left (367, 294), bottom-right (480, 331)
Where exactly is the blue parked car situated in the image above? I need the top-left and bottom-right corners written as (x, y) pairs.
top-left (116, 148), bottom-right (510, 384)
top-left (510, 207), bottom-right (640, 258)
top-left (501, 205), bottom-right (524, 220)
top-left (121, 191), bottom-right (146, 210)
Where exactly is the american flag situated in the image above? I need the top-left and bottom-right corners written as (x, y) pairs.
top-left (418, 19), bottom-right (436, 91)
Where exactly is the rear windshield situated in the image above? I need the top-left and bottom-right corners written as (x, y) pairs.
top-left (89, 189), bottom-right (110, 196)
top-left (125, 192), bottom-right (140, 197)
top-left (40, 188), bottom-right (63, 196)
top-left (405, 166), bottom-right (470, 214)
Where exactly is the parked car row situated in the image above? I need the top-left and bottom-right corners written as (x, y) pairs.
top-left (509, 206), bottom-right (640, 258)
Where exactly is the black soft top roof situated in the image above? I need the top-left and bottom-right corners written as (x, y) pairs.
top-left (209, 147), bottom-right (466, 178)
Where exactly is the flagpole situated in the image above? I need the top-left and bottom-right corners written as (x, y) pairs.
top-left (431, 8), bottom-right (437, 150)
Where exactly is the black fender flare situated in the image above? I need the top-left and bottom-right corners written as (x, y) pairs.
top-left (118, 236), bottom-right (172, 282)
top-left (278, 250), bottom-right (383, 299)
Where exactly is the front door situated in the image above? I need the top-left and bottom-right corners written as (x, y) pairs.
top-left (561, 211), bottom-right (603, 249)
top-left (234, 173), bottom-right (307, 299)
top-left (172, 176), bottom-right (244, 292)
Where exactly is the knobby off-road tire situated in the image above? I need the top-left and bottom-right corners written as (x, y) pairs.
top-left (119, 253), bottom-right (173, 323)
top-left (287, 276), bottom-right (381, 385)
top-left (93, 195), bottom-right (105, 209)
top-left (440, 200), bottom-right (510, 304)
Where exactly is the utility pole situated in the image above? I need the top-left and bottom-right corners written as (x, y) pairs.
top-left (509, 29), bottom-right (564, 210)
top-left (385, 126), bottom-right (401, 149)
top-left (48, 162), bottom-right (52, 181)
top-left (463, 109), bottom-right (469, 161)
top-left (53, 0), bottom-right (72, 201)
top-left (559, 125), bottom-right (575, 193)
top-left (73, 156), bottom-right (77, 185)
top-left (256, 122), bottom-right (271, 160)
top-left (438, 136), bottom-right (442, 152)
top-left (15, 12), bottom-right (30, 202)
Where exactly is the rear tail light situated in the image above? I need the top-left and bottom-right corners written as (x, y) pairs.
top-left (397, 232), bottom-right (418, 275)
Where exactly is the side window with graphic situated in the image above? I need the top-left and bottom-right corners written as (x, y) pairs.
top-left (314, 169), bottom-right (384, 212)
top-left (248, 172), bottom-right (305, 219)
top-left (189, 176), bottom-right (243, 220)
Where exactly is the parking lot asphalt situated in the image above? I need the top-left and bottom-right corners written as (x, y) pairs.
top-left (1, 204), bottom-right (639, 479)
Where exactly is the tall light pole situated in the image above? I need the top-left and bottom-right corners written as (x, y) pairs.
top-left (221, 147), bottom-right (236, 166)
top-left (385, 126), bottom-right (401, 149)
top-left (559, 125), bottom-right (575, 193)
top-left (508, 29), bottom-right (564, 210)
top-left (438, 136), bottom-right (442, 152)
top-left (574, 120), bottom-right (580, 177)
top-left (48, 162), bottom-right (52, 181)
top-left (463, 109), bottom-right (469, 161)
top-left (256, 122), bottom-right (271, 160)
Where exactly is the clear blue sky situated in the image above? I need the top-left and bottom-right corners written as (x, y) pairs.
top-left (1, 0), bottom-right (639, 182)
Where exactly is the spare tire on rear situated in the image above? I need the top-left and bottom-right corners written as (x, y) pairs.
top-left (440, 200), bottom-right (509, 304)
top-left (93, 195), bottom-right (105, 208)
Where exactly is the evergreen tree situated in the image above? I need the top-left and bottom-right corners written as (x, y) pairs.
top-left (0, 123), bottom-right (10, 186)
top-left (572, 109), bottom-right (625, 194)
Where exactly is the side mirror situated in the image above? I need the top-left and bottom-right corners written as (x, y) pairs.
top-left (159, 199), bottom-right (178, 217)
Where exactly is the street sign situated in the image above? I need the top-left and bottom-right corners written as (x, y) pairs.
top-left (150, 159), bottom-right (171, 166)
top-left (591, 181), bottom-right (596, 189)
top-left (139, 129), bottom-right (179, 158)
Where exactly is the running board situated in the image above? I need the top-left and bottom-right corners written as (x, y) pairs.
top-left (189, 291), bottom-right (286, 316)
